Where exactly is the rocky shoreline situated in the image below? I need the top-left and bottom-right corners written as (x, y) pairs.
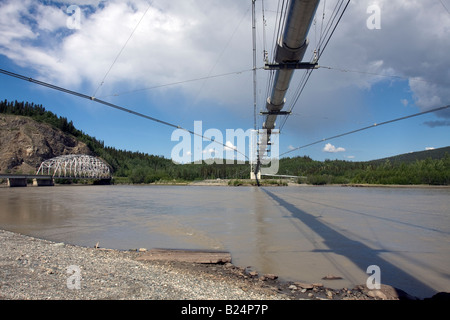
top-left (0, 229), bottom-right (447, 301)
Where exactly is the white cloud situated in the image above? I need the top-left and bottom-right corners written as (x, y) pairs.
top-left (409, 79), bottom-right (445, 111)
top-left (224, 141), bottom-right (237, 151)
top-left (400, 99), bottom-right (408, 107)
top-left (323, 143), bottom-right (346, 153)
top-left (36, 4), bottom-right (68, 32)
top-left (1, 0), bottom-right (449, 131)
top-left (0, 0), bottom-right (35, 44)
top-left (425, 147), bottom-right (435, 151)
top-left (0, 0), bottom-right (252, 107)
top-left (348, 1), bottom-right (450, 114)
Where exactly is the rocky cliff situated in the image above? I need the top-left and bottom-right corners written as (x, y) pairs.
top-left (0, 114), bottom-right (92, 174)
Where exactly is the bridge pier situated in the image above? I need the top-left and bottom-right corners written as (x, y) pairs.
top-left (93, 178), bottom-right (111, 185)
top-left (7, 178), bottom-right (28, 187)
top-left (2, 173), bottom-right (112, 187)
top-left (33, 178), bottom-right (54, 187)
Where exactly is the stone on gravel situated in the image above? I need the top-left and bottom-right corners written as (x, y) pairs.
top-left (295, 282), bottom-right (314, 289)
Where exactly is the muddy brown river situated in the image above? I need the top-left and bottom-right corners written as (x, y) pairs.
top-left (1, 184), bottom-right (449, 298)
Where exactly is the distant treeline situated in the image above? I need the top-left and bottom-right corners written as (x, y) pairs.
top-left (278, 155), bottom-right (450, 185)
top-left (1, 99), bottom-right (449, 185)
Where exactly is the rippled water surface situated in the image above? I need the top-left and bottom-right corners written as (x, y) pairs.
top-left (1, 184), bottom-right (449, 298)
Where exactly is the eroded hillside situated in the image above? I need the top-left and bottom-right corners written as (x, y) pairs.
top-left (0, 114), bottom-right (92, 174)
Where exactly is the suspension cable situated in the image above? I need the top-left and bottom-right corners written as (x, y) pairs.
top-left (279, 0), bottom-right (350, 132)
top-left (100, 68), bottom-right (258, 99)
top-left (92, 2), bottom-right (152, 98)
top-left (280, 104), bottom-right (450, 157)
top-left (0, 68), bottom-right (249, 160)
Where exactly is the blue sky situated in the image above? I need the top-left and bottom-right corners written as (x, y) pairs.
top-left (0, 0), bottom-right (449, 164)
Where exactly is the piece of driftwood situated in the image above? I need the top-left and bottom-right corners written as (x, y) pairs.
top-left (136, 249), bottom-right (232, 264)
top-left (322, 274), bottom-right (343, 280)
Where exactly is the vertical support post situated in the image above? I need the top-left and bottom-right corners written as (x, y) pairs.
top-left (252, 0), bottom-right (257, 131)
top-left (251, 0), bottom-right (260, 181)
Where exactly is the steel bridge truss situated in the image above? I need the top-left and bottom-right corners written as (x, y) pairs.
top-left (36, 155), bottom-right (111, 179)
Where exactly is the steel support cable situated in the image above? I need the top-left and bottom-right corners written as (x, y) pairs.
top-left (259, 0), bottom-right (283, 136)
top-left (278, 52), bottom-right (315, 132)
top-left (261, 0), bottom-right (273, 110)
top-left (314, 0), bottom-right (347, 60)
top-left (272, 0), bottom-right (287, 62)
top-left (254, 0), bottom-right (270, 130)
top-left (0, 68), bottom-right (249, 160)
top-left (279, 0), bottom-right (290, 45)
top-left (261, 0), bottom-right (269, 63)
top-left (278, 68), bottom-right (313, 131)
top-left (316, 0), bottom-right (344, 52)
top-left (270, 2), bottom-right (289, 65)
top-left (279, 0), bottom-right (350, 132)
top-left (192, 3), bottom-right (252, 105)
top-left (99, 68), bottom-right (258, 98)
top-left (439, 0), bottom-right (450, 15)
top-left (292, 0), bottom-right (423, 115)
top-left (316, 0), bottom-right (350, 60)
top-left (265, 0), bottom-right (284, 102)
top-left (319, 65), bottom-right (437, 85)
top-left (92, 2), bottom-right (152, 98)
top-left (270, 0), bottom-right (282, 60)
top-left (279, 104), bottom-right (450, 157)
top-left (318, 0), bottom-right (327, 46)
top-left (255, 0), bottom-right (315, 185)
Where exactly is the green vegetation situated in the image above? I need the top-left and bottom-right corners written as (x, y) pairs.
top-left (2, 99), bottom-right (449, 185)
top-left (278, 154), bottom-right (450, 185)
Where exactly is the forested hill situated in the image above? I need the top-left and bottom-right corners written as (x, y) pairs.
top-left (369, 146), bottom-right (450, 164)
top-left (1, 99), bottom-right (449, 185)
top-left (278, 147), bottom-right (450, 185)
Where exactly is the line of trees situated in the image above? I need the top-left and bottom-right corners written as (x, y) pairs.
top-left (1, 99), bottom-right (449, 185)
top-left (278, 155), bottom-right (450, 185)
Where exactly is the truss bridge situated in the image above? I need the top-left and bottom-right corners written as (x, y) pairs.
top-left (36, 154), bottom-right (111, 179)
top-left (1, 154), bottom-right (111, 187)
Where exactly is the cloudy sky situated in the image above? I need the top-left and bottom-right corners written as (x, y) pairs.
top-left (0, 0), bottom-right (449, 164)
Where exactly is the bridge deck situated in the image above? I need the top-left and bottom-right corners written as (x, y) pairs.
top-left (0, 174), bottom-right (53, 179)
top-left (0, 174), bottom-right (111, 180)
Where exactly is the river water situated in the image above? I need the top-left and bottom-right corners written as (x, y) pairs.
top-left (0, 184), bottom-right (449, 298)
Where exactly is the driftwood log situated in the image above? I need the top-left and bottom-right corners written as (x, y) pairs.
top-left (136, 249), bottom-right (232, 264)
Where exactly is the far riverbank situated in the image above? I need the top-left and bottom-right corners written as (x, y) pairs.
top-left (2, 176), bottom-right (449, 188)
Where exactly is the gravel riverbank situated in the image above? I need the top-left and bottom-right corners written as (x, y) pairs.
top-left (0, 229), bottom-right (283, 300)
top-left (0, 229), bottom-right (445, 301)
